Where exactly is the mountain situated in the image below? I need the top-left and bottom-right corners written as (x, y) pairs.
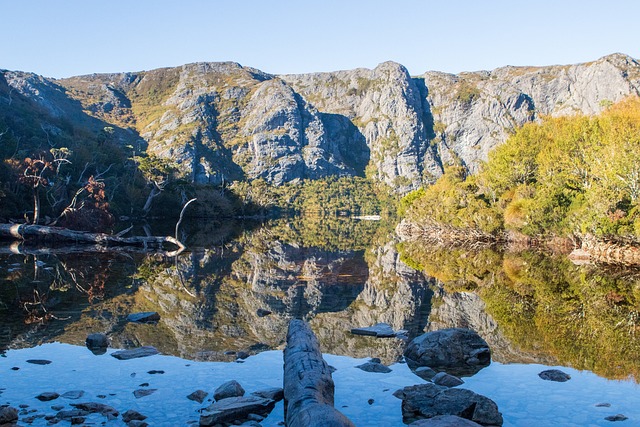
top-left (1, 53), bottom-right (639, 194)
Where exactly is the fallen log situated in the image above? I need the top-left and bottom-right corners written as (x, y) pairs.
top-left (0, 223), bottom-right (185, 253)
top-left (283, 319), bottom-right (355, 427)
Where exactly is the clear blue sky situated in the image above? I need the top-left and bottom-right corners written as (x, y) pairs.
top-left (2, 0), bottom-right (639, 78)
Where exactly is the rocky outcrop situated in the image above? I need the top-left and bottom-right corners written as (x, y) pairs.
top-left (5, 53), bottom-right (636, 193)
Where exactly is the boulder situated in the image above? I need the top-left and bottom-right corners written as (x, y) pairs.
top-left (355, 361), bottom-right (392, 373)
top-left (187, 390), bottom-right (209, 403)
top-left (538, 369), bottom-right (570, 382)
top-left (199, 396), bottom-right (275, 426)
top-left (0, 406), bottom-right (18, 424)
top-left (213, 380), bottom-right (245, 401)
top-left (126, 312), bottom-right (160, 323)
top-left (432, 372), bottom-right (464, 387)
top-left (256, 308), bottom-right (272, 317)
top-left (404, 328), bottom-right (491, 376)
top-left (111, 346), bottom-right (159, 360)
top-left (395, 383), bottom-right (502, 426)
top-left (410, 415), bottom-right (483, 426)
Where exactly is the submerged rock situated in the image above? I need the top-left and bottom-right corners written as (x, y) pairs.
top-left (70, 402), bottom-right (119, 418)
top-left (126, 312), bottom-right (160, 323)
top-left (111, 346), bottom-right (159, 360)
top-left (538, 369), bottom-right (571, 382)
top-left (355, 361), bottom-right (392, 373)
top-left (410, 415), bottom-right (483, 426)
top-left (432, 372), bottom-right (464, 387)
top-left (133, 389), bottom-right (157, 398)
top-left (187, 390), bottom-right (209, 403)
top-left (122, 409), bottom-right (147, 422)
top-left (199, 395), bottom-right (276, 426)
top-left (395, 383), bottom-right (502, 426)
top-left (213, 380), bottom-right (245, 401)
top-left (404, 328), bottom-right (491, 377)
top-left (61, 390), bottom-right (85, 400)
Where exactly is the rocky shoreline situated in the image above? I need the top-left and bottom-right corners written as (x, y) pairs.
top-left (0, 321), bottom-right (632, 426)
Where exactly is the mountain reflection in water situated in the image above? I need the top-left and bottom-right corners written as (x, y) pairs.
top-left (0, 217), bottom-right (639, 382)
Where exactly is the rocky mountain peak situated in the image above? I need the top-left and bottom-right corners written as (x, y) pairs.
top-left (3, 53), bottom-right (639, 192)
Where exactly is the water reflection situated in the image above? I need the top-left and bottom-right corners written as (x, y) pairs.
top-left (400, 243), bottom-right (640, 381)
top-left (1, 218), bottom-right (639, 382)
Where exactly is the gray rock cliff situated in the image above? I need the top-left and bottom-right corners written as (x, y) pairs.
top-left (3, 53), bottom-right (639, 192)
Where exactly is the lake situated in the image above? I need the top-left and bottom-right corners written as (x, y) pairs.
top-left (1, 217), bottom-right (639, 426)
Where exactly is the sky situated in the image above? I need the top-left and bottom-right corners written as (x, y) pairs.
top-left (1, 0), bottom-right (639, 78)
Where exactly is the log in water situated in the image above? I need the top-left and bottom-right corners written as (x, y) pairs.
top-left (283, 319), bottom-right (355, 427)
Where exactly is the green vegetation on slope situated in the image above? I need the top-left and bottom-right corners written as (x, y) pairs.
top-left (402, 96), bottom-right (640, 240)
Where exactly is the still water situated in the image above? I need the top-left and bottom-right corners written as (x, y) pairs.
top-left (1, 217), bottom-right (639, 426)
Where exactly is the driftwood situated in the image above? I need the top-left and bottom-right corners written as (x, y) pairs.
top-left (0, 223), bottom-right (185, 254)
top-left (283, 319), bottom-right (355, 427)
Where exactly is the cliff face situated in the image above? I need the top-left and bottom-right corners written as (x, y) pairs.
top-left (3, 53), bottom-right (639, 192)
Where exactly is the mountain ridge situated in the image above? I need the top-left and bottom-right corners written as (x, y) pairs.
top-left (2, 53), bottom-right (639, 194)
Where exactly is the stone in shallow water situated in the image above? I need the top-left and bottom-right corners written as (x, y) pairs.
top-left (394, 383), bottom-right (503, 426)
top-left (61, 390), bottom-right (84, 400)
top-left (111, 346), bottom-right (159, 360)
top-left (122, 409), bottom-right (147, 422)
top-left (414, 366), bottom-right (437, 381)
top-left (36, 392), bottom-right (60, 401)
top-left (134, 388), bottom-right (158, 398)
top-left (355, 361), bottom-right (392, 373)
top-left (0, 406), bottom-right (18, 424)
top-left (596, 403), bottom-right (612, 407)
top-left (214, 380), bottom-right (245, 401)
top-left (432, 372), bottom-right (464, 387)
top-left (538, 369), bottom-right (571, 382)
top-left (605, 414), bottom-right (628, 422)
top-left (26, 359), bottom-right (52, 365)
top-left (126, 312), bottom-right (160, 323)
top-left (199, 396), bottom-right (276, 426)
top-left (187, 389), bottom-right (208, 403)
top-left (350, 323), bottom-right (397, 337)
top-left (70, 402), bottom-right (119, 418)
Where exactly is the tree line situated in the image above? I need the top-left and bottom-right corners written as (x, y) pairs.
top-left (402, 96), bottom-right (640, 241)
